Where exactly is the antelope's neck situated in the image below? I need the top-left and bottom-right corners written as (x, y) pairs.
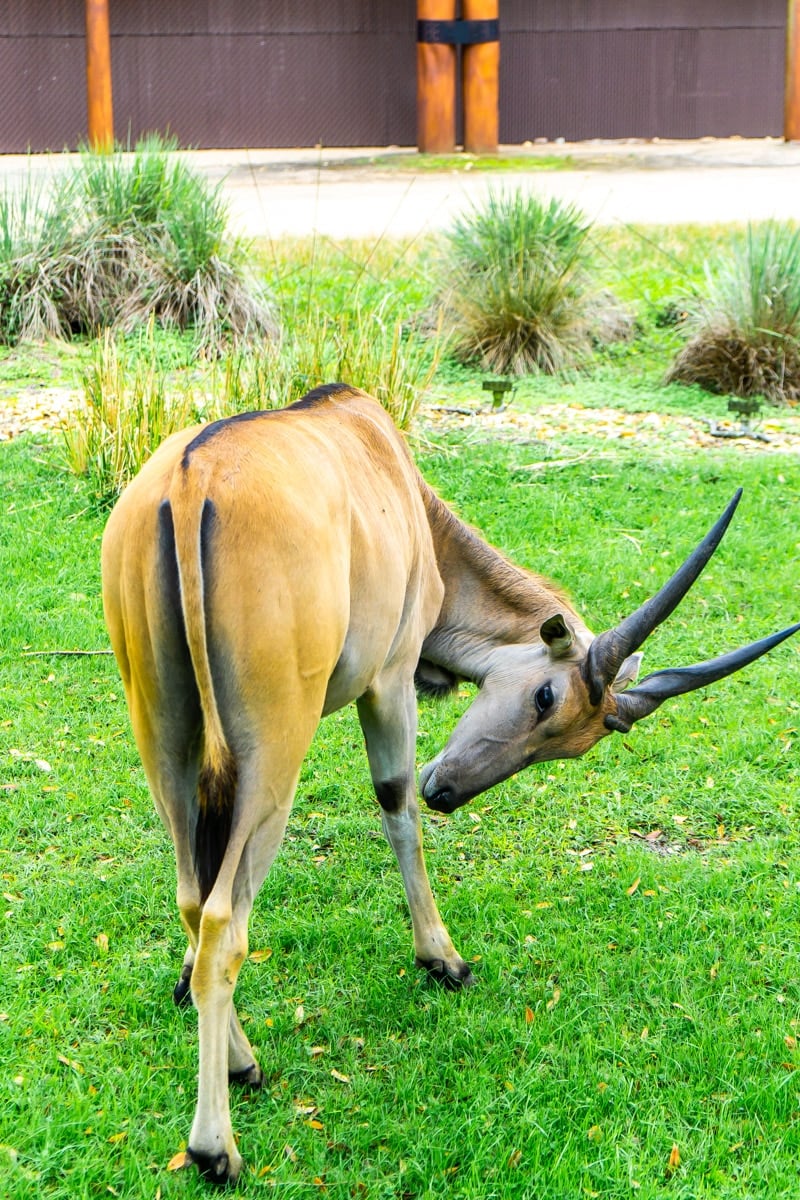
top-left (420, 485), bottom-right (587, 684)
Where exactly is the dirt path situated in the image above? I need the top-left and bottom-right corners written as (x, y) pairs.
top-left (4, 384), bottom-right (800, 456)
top-left (420, 399), bottom-right (800, 455)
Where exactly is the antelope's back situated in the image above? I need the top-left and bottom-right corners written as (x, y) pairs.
top-left (101, 385), bottom-right (443, 717)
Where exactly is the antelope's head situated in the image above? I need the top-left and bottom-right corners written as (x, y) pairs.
top-left (420, 491), bottom-right (799, 813)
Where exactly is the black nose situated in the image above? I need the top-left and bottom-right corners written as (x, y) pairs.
top-left (424, 787), bottom-right (458, 814)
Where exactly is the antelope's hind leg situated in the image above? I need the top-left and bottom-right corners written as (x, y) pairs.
top-left (357, 672), bottom-right (475, 989)
top-left (175, 956), bottom-right (262, 1088)
top-left (185, 749), bottom-right (310, 1186)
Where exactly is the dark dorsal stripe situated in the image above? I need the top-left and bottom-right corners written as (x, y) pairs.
top-left (181, 382), bottom-right (354, 470)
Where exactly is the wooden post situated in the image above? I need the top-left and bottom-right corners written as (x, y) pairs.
top-left (462, 0), bottom-right (499, 154)
top-left (85, 0), bottom-right (114, 151)
top-left (787, 0), bottom-right (800, 140)
top-left (417, 0), bottom-right (457, 153)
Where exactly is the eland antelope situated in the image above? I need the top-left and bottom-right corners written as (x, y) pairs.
top-left (101, 383), bottom-right (798, 1185)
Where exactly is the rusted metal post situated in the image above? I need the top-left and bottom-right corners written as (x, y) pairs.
top-left (85, 0), bottom-right (114, 151)
top-left (462, 0), bottom-right (499, 154)
top-left (786, 0), bottom-right (800, 140)
top-left (417, 0), bottom-right (457, 153)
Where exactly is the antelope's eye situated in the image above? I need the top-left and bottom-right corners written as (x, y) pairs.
top-left (534, 683), bottom-right (554, 715)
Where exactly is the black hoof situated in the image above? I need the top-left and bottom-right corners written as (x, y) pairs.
top-left (188, 1149), bottom-right (237, 1187)
top-left (173, 973), bottom-right (193, 1008)
top-left (229, 1063), bottom-right (263, 1089)
top-left (416, 957), bottom-right (477, 990)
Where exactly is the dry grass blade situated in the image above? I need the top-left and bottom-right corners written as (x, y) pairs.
top-left (61, 322), bottom-right (203, 508)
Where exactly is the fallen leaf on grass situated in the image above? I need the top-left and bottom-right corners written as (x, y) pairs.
top-left (666, 1143), bottom-right (680, 1176)
top-left (167, 1151), bottom-right (191, 1172)
top-left (626, 877), bottom-right (641, 896)
top-left (293, 1101), bottom-right (318, 1117)
top-left (107, 1130), bottom-right (127, 1144)
top-left (508, 1149), bottom-right (522, 1168)
top-left (57, 1054), bottom-right (84, 1074)
top-left (525, 1006), bottom-right (534, 1024)
top-left (249, 947), bottom-right (272, 963)
top-left (330, 1069), bottom-right (350, 1084)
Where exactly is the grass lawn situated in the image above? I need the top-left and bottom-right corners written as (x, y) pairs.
top-left (1, 224), bottom-right (799, 1198)
top-left (1, 428), bottom-right (799, 1200)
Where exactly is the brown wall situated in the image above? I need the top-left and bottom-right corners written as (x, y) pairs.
top-left (0, 1), bottom-right (786, 153)
top-left (501, 1), bottom-right (786, 141)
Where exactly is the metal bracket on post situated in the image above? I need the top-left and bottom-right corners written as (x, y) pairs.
top-left (417, 19), bottom-right (500, 45)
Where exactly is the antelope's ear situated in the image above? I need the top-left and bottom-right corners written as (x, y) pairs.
top-left (611, 652), bottom-right (643, 694)
top-left (540, 613), bottom-right (576, 658)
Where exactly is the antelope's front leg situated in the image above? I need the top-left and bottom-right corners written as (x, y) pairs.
top-left (357, 677), bottom-right (475, 988)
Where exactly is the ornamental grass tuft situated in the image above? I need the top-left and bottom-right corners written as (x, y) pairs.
top-left (436, 190), bottom-right (595, 374)
top-left (666, 221), bottom-right (800, 404)
top-left (0, 177), bottom-right (78, 344)
top-left (0, 135), bottom-right (276, 352)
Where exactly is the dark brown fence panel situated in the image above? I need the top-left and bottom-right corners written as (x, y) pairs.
top-left (111, 30), bottom-right (416, 149)
top-left (0, 1), bottom-right (790, 153)
top-left (0, 1), bottom-right (417, 152)
top-left (501, 0), bottom-right (783, 33)
top-left (0, 41), bottom-right (87, 153)
top-left (501, 1), bottom-right (786, 141)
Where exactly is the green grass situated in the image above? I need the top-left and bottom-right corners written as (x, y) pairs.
top-left (1, 425), bottom-right (799, 1198)
top-left (340, 152), bottom-right (580, 173)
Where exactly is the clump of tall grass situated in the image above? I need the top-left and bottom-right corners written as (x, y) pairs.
top-left (435, 191), bottom-right (595, 374)
top-left (63, 299), bottom-right (440, 505)
top-left (0, 177), bottom-right (78, 343)
top-left (264, 300), bottom-right (440, 429)
top-left (666, 221), bottom-right (800, 403)
top-left (61, 323), bottom-right (206, 508)
top-left (1, 135), bottom-right (276, 352)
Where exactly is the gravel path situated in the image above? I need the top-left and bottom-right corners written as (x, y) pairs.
top-left (4, 384), bottom-right (800, 455)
